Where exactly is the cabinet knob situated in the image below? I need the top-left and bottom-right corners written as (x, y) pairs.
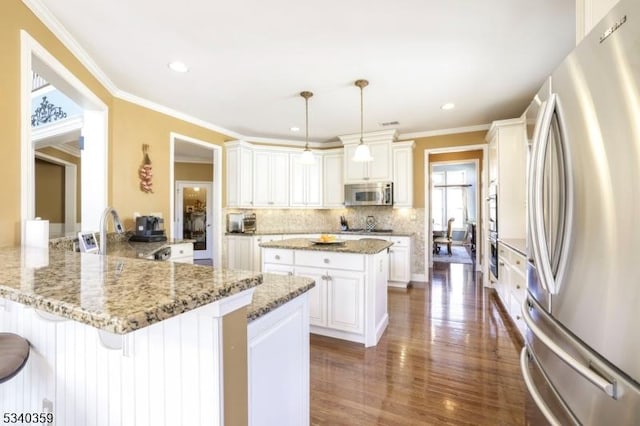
top-left (516, 260), bottom-right (521, 265)
top-left (275, 255), bottom-right (280, 260)
top-left (323, 258), bottom-right (330, 264)
top-left (287, 271), bottom-right (293, 276)
top-left (516, 284), bottom-right (521, 289)
top-left (499, 261), bottom-right (505, 266)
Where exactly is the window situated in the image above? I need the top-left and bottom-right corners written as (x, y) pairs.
top-left (432, 170), bottom-right (468, 232)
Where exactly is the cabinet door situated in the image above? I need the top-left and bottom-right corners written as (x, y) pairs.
top-left (270, 152), bottom-right (290, 206)
top-left (254, 235), bottom-right (282, 271)
top-left (388, 245), bottom-right (410, 283)
top-left (227, 237), bottom-right (254, 270)
top-left (295, 267), bottom-right (327, 327)
top-left (239, 147), bottom-right (254, 207)
top-left (290, 156), bottom-right (322, 207)
top-left (326, 270), bottom-right (364, 333)
top-left (343, 144), bottom-right (368, 182)
top-left (322, 152), bottom-right (344, 207)
top-left (392, 146), bottom-right (413, 208)
top-left (305, 159), bottom-right (322, 207)
top-left (226, 147), bottom-right (240, 207)
top-left (253, 151), bottom-right (272, 207)
top-left (367, 141), bottom-right (392, 181)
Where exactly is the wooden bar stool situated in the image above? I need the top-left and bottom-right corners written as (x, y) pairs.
top-left (0, 333), bottom-right (30, 384)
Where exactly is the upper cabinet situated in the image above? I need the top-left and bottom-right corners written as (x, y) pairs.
top-left (486, 119), bottom-right (527, 239)
top-left (322, 149), bottom-right (344, 208)
top-left (226, 141), bottom-right (254, 207)
top-left (576, 0), bottom-right (621, 43)
top-left (339, 130), bottom-right (396, 184)
top-left (253, 150), bottom-right (290, 207)
top-left (290, 153), bottom-right (323, 208)
top-left (392, 141), bottom-right (414, 208)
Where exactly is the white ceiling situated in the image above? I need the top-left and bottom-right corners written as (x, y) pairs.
top-left (35, 0), bottom-right (575, 143)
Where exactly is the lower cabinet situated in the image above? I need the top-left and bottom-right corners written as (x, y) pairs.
top-left (247, 294), bottom-right (309, 426)
top-left (295, 266), bottom-right (327, 326)
top-left (496, 243), bottom-right (527, 337)
top-left (227, 235), bottom-right (254, 270)
top-left (387, 236), bottom-right (411, 287)
top-left (169, 242), bottom-right (194, 264)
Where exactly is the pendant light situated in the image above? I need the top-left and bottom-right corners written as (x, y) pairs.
top-left (300, 90), bottom-right (315, 165)
top-left (352, 79), bottom-right (373, 162)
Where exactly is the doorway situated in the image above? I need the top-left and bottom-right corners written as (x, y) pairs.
top-left (175, 181), bottom-right (213, 260)
top-left (170, 133), bottom-right (222, 267)
top-left (425, 146), bottom-right (487, 280)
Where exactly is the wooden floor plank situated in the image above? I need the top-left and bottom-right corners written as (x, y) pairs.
top-left (310, 263), bottom-right (536, 425)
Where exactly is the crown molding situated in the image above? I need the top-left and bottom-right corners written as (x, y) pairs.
top-left (174, 155), bottom-right (213, 164)
top-left (339, 129), bottom-right (399, 145)
top-left (399, 124), bottom-right (491, 140)
top-left (243, 135), bottom-right (343, 149)
top-left (21, 0), bottom-right (119, 94)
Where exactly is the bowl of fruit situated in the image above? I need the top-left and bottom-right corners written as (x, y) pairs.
top-left (311, 234), bottom-right (345, 245)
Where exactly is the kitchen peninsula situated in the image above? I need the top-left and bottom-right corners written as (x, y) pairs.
top-left (260, 237), bottom-right (392, 347)
top-left (0, 244), bottom-right (313, 426)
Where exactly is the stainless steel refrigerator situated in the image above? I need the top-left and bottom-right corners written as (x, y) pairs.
top-left (521, 0), bottom-right (640, 423)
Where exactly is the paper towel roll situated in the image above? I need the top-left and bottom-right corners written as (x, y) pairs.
top-left (25, 219), bottom-right (49, 248)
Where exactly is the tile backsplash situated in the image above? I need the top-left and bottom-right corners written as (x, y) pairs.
top-left (225, 207), bottom-right (426, 279)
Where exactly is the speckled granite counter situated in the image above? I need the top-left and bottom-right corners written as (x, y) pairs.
top-left (226, 230), bottom-right (414, 237)
top-left (0, 246), bottom-right (262, 334)
top-left (106, 239), bottom-right (195, 259)
top-left (499, 238), bottom-right (528, 257)
top-left (259, 238), bottom-right (392, 254)
top-left (247, 273), bottom-right (315, 322)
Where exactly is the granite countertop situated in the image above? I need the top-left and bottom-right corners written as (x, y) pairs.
top-left (0, 246), bottom-right (262, 334)
top-left (226, 230), bottom-right (414, 237)
top-left (107, 239), bottom-right (196, 259)
top-left (499, 238), bottom-right (528, 257)
top-left (247, 273), bottom-right (315, 322)
top-left (259, 238), bottom-right (392, 254)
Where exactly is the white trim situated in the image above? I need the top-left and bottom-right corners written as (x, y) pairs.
top-left (51, 142), bottom-right (81, 158)
top-left (116, 90), bottom-right (242, 139)
top-left (339, 129), bottom-right (398, 145)
top-left (32, 115), bottom-right (83, 143)
top-left (425, 144), bottom-right (488, 278)
top-left (170, 132), bottom-right (223, 268)
top-left (400, 124), bottom-right (491, 140)
top-left (174, 156), bottom-right (213, 164)
top-left (485, 118), bottom-right (525, 142)
top-left (31, 83), bottom-right (55, 98)
top-left (243, 135), bottom-right (343, 149)
top-left (176, 180), bottom-right (213, 260)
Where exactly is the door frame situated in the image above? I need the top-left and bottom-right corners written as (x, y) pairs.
top-left (424, 144), bottom-right (488, 282)
top-left (169, 133), bottom-right (222, 267)
top-left (34, 151), bottom-right (78, 236)
top-left (175, 181), bottom-right (213, 260)
top-left (20, 30), bottom-right (108, 238)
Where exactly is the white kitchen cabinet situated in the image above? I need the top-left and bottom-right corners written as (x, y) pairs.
top-left (247, 293), bottom-right (309, 426)
top-left (295, 266), bottom-right (328, 327)
top-left (253, 150), bottom-right (290, 207)
top-left (388, 236), bottom-right (411, 287)
top-left (227, 235), bottom-right (254, 270)
top-left (392, 141), bottom-right (414, 208)
top-left (226, 141), bottom-right (254, 207)
top-left (290, 154), bottom-right (322, 207)
top-left (326, 269), bottom-right (364, 333)
top-left (486, 119), bottom-right (527, 239)
top-left (322, 150), bottom-right (344, 208)
top-left (169, 242), bottom-right (194, 264)
top-left (495, 243), bottom-right (527, 337)
top-left (343, 140), bottom-right (392, 183)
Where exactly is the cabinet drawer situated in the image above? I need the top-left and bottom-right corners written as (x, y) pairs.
top-left (295, 250), bottom-right (364, 271)
top-left (509, 293), bottom-right (527, 337)
top-left (171, 243), bottom-right (193, 258)
top-left (511, 270), bottom-right (526, 300)
top-left (388, 236), bottom-right (409, 247)
top-left (512, 253), bottom-right (526, 275)
top-left (262, 248), bottom-right (294, 265)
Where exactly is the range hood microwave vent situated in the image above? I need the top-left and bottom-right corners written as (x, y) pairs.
top-left (344, 182), bottom-right (393, 207)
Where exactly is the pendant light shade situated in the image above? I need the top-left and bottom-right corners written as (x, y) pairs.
top-left (300, 91), bottom-right (315, 165)
top-left (352, 79), bottom-right (373, 162)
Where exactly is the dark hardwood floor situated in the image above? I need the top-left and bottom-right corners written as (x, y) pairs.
top-left (310, 263), bottom-right (530, 425)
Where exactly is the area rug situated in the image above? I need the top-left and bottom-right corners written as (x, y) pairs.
top-left (433, 245), bottom-right (474, 264)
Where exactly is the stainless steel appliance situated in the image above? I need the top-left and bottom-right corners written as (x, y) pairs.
top-left (129, 215), bottom-right (166, 242)
top-left (522, 1), bottom-right (640, 422)
top-left (242, 213), bottom-right (257, 233)
top-left (344, 182), bottom-right (393, 206)
top-left (227, 213), bottom-right (245, 233)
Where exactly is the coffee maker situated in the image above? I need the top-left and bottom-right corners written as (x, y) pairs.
top-left (129, 216), bottom-right (167, 242)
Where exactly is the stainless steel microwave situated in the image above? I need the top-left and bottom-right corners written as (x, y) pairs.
top-left (344, 182), bottom-right (393, 206)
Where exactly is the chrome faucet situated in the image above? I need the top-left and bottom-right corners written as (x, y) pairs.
top-left (99, 207), bottom-right (124, 254)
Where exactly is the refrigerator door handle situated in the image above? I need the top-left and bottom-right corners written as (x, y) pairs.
top-left (522, 297), bottom-right (617, 398)
top-left (520, 347), bottom-right (575, 426)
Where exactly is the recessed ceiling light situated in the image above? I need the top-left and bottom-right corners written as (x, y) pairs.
top-left (441, 102), bottom-right (456, 111)
top-left (290, 126), bottom-right (300, 132)
top-left (168, 61), bottom-right (189, 73)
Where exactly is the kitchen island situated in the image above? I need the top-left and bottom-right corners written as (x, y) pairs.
top-left (260, 238), bottom-right (392, 347)
top-left (0, 245), bottom-right (312, 426)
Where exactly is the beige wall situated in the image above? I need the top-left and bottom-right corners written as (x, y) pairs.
top-left (35, 158), bottom-right (64, 222)
top-left (174, 162), bottom-right (214, 181)
top-left (409, 131), bottom-right (487, 208)
top-left (36, 147), bottom-right (82, 221)
top-left (0, 0), bottom-right (231, 246)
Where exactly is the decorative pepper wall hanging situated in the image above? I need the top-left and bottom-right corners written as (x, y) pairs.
top-left (139, 144), bottom-right (153, 193)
